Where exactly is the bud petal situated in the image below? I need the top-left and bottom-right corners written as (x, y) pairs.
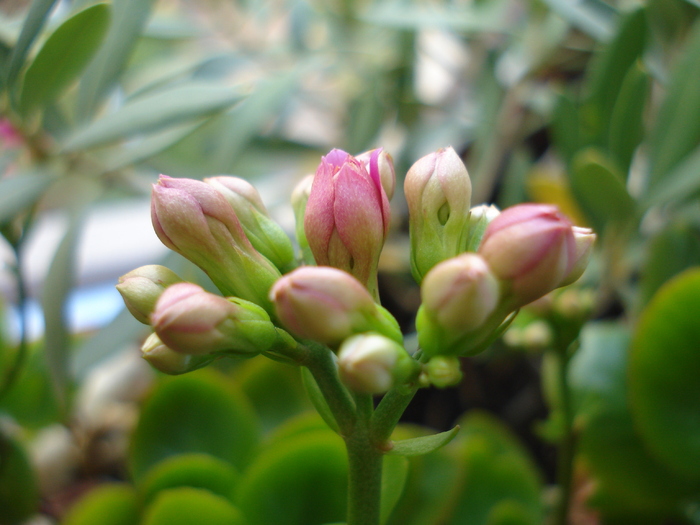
top-left (291, 175), bottom-right (315, 265)
top-left (141, 332), bottom-right (216, 375)
top-left (404, 147), bottom-right (472, 283)
top-left (465, 204), bottom-right (501, 252)
top-left (338, 333), bottom-right (418, 394)
top-left (152, 283), bottom-right (278, 355)
top-left (558, 226), bottom-right (596, 287)
top-left (478, 204), bottom-right (577, 307)
top-left (151, 175), bottom-right (281, 312)
top-left (269, 266), bottom-right (402, 347)
top-left (205, 176), bottom-right (296, 272)
top-left (356, 148), bottom-right (396, 200)
top-left (116, 265), bottom-right (183, 324)
top-left (304, 149), bottom-right (391, 299)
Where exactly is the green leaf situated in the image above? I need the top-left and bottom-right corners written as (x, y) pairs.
top-left (387, 426), bottom-right (460, 457)
top-left (19, 4), bottom-right (110, 113)
top-left (143, 487), bottom-right (248, 525)
top-left (570, 149), bottom-right (636, 234)
top-left (139, 453), bottom-right (239, 505)
top-left (649, 20), bottom-right (700, 189)
top-left (643, 145), bottom-right (700, 207)
top-left (75, 0), bottom-right (156, 121)
top-left (63, 82), bottom-right (245, 151)
top-left (0, 169), bottom-right (54, 224)
top-left (380, 455), bottom-right (409, 525)
top-left (0, 432), bottom-right (39, 524)
top-left (41, 211), bottom-right (84, 410)
top-left (62, 484), bottom-right (139, 525)
top-left (608, 61), bottom-right (650, 175)
top-left (235, 429), bottom-right (347, 525)
top-left (629, 268), bottom-right (700, 480)
top-left (4, 0), bottom-right (59, 90)
top-left (129, 369), bottom-right (259, 481)
top-left (540, 0), bottom-right (617, 41)
top-left (300, 366), bottom-right (340, 434)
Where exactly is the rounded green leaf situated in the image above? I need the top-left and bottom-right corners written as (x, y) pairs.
top-left (0, 433), bottom-right (39, 525)
top-left (142, 487), bottom-right (247, 525)
top-left (236, 429), bottom-right (347, 525)
top-left (129, 369), bottom-right (259, 481)
top-left (20, 4), bottom-right (111, 113)
top-left (62, 484), bottom-right (139, 525)
top-left (139, 453), bottom-right (240, 505)
top-left (629, 268), bottom-right (700, 480)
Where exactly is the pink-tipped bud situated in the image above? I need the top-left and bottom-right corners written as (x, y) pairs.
top-left (356, 148), bottom-right (396, 200)
top-left (291, 175), bottom-right (315, 265)
top-left (150, 175), bottom-right (280, 312)
top-left (141, 332), bottom-right (215, 374)
top-left (116, 265), bottom-right (183, 324)
top-left (151, 283), bottom-right (278, 356)
top-left (478, 204), bottom-right (579, 307)
top-left (269, 267), bottom-right (402, 347)
top-left (304, 149), bottom-right (391, 299)
top-left (404, 147), bottom-right (472, 283)
top-left (558, 226), bottom-right (596, 287)
top-left (338, 333), bottom-right (419, 394)
top-left (205, 176), bottom-right (296, 272)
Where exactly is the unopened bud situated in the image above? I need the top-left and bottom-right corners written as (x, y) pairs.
top-left (465, 204), bottom-right (501, 251)
top-left (205, 176), bottom-right (296, 273)
top-left (304, 149), bottom-right (391, 299)
top-left (405, 147), bottom-right (472, 283)
top-left (152, 283), bottom-right (278, 356)
top-left (141, 333), bottom-right (215, 374)
top-left (269, 266), bottom-right (402, 347)
top-left (558, 226), bottom-right (596, 287)
top-left (116, 265), bottom-right (183, 324)
top-left (425, 356), bottom-right (462, 388)
top-left (151, 175), bottom-right (280, 313)
top-left (291, 175), bottom-right (315, 265)
top-left (356, 148), bottom-right (396, 200)
top-left (338, 333), bottom-right (419, 394)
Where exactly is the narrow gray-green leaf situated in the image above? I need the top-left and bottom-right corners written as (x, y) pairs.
top-left (649, 20), bottom-right (700, 189)
top-left (62, 83), bottom-right (245, 151)
top-left (0, 170), bottom-right (54, 224)
top-left (19, 4), bottom-right (110, 114)
top-left (42, 212), bottom-right (83, 409)
top-left (102, 118), bottom-right (207, 172)
top-left (5, 0), bottom-right (59, 89)
top-left (75, 0), bottom-right (156, 121)
top-left (643, 145), bottom-right (700, 208)
top-left (387, 426), bottom-right (460, 456)
top-left (362, 1), bottom-right (507, 32)
top-left (682, 0), bottom-right (700, 8)
top-left (541, 0), bottom-right (617, 41)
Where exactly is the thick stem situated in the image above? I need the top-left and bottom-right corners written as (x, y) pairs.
top-left (345, 398), bottom-right (383, 525)
top-left (552, 349), bottom-right (575, 525)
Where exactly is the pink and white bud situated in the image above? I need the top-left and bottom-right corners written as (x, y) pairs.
top-left (291, 175), bottom-right (315, 265)
top-left (338, 333), bottom-right (418, 394)
top-left (466, 204), bottom-right (501, 251)
top-left (304, 149), bottom-right (391, 299)
top-left (151, 175), bottom-right (281, 312)
top-left (356, 148), bottom-right (396, 200)
top-left (151, 283), bottom-right (277, 356)
top-left (205, 176), bottom-right (295, 272)
top-left (421, 253), bottom-right (500, 332)
top-left (116, 265), bottom-right (183, 324)
top-left (478, 204), bottom-right (578, 307)
top-left (269, 266), bottom-right (401, 347)
top-left (141, 333), bottom-right (215, 375)
top-left (404, 147), bottom-right (472, 283)
top-left (558, 226), bottom-right (596, 287)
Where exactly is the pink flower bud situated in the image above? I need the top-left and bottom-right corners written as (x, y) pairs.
top-left (151, 283), bottom-right (278, 355)
top-left (151, 175), bottom-right (281, 312)
top-left (421, 253), bottom-right (500, 333)
top-left (338, 333), bottom-right (419, 394)
top-left (558, 226), bottom-right (596, 287)
top-left (304, 149), bottom-right (391, 299)
top-left (404, 147), bottom-right (472, 283)
top-left (291, 175), bottom-right (315, 265)
top-left (141, 333), bottom-right (216, 375)
top-left (356, 148), bottom-right (396, 200)
top-left (269, 267), bottom-right (401, 347)
top-left (478, 204), bottom-right (577, 307)
top-left (116, 265), bottom-right (183, 324)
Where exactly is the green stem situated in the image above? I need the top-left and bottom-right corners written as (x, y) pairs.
top-left (370, 383), bottom-right (419, 445)
top-left (552, 348), bottom-right (575, 525)
top-left (345, 395), bottom-right (383, 525)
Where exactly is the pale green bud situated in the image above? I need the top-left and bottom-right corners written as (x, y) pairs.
top-left (141, 333), bottom-right (216, 375)
top-left (465, 204), bottom-right (501, 252)
top-left (116, 265), bottom-right (183, 324)
top-left (425, 356), bottom-right (463, 388)
top-left (291, 175), bottom-right (315, 265)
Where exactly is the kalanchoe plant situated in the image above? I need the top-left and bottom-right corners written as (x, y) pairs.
top-left (118, 146), bottom-right (594, 525)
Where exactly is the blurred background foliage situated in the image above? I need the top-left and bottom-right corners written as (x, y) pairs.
top-left (1, 0), bottom-right (700, 523)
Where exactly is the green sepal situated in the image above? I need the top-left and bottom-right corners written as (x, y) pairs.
top-left (300, 367), bottom-right (340, 434)
top-left (386, 426), bottom-right (460, 456)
